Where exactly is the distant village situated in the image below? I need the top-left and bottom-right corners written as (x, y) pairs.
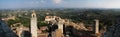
top-left (0, 9), bottom-right (120, 37)
top-left (0, 10), bottom-right (107, 37)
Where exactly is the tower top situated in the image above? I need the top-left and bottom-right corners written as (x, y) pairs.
top-left (31, 10), bottom-right (36, 18)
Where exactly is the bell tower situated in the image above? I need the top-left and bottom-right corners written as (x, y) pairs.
top-left (30, 10), bottom-right (37, 37)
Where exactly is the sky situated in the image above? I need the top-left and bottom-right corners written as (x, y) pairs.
top-left (0, 0), bottom-right (120, 9)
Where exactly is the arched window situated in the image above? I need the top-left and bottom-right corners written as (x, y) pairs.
top-left (33, 15), bottom-right (35, 17)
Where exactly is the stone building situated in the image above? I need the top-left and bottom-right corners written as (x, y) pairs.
top-left (0, 20), bottom-right (18, 37)
top-left (103, 17), bottom-right (120, 37)
top-left (30, 10), bottom-right (38, 37)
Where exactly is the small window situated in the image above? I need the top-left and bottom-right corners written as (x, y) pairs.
top-left (33, 15), bottom-right (35, 17)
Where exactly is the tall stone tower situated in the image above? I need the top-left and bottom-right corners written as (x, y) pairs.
top-left (30, 10), bottom-right (37, 37)
top-left (95, 19), bottom-right (99, 34)
top-left (57, 19), bottom-right (65, 37)
top-left (57, 19), bottom-right (64, 33)
top-left (95, 19), bottom-right (100, 37)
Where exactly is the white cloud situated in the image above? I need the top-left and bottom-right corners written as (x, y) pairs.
top-left (53, 0), bottom-right (62, 4)
top-left (40, 0), bottom-right (45, 3)
top-left (105, 1), bottom-right (120, 8)
top-left (30, 1), bottom-right (39, 4)
top-left (30, 0), bottom-right (45, 4)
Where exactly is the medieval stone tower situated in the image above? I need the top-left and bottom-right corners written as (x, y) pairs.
top-left (30, 10), bottom-right (37, 37)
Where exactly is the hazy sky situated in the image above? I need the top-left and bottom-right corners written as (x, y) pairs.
top-left (0, 0), bottom-right (120, 9)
